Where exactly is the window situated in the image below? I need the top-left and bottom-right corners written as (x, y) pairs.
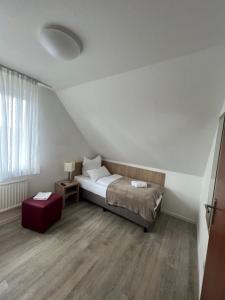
top-left (0, 68), bottom-right (39, 181)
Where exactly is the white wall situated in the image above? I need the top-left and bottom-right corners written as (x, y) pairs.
top-left (27, 86), bottom-right (93, 196)
top-left (197, 136), bottom-right (216, 295)
top-left (163, 170), bottom-right (201, 223)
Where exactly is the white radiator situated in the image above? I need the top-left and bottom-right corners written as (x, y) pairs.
top-left (0, 179), bottom-right (28, 212)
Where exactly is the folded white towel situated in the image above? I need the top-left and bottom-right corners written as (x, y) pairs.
top-left (33, 192), bottom-right (52, 201)
top-left (131, 180), bottom-right (147, 188)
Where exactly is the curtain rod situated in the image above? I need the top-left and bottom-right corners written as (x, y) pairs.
top-left (0, 63), bottom-right (52, 89)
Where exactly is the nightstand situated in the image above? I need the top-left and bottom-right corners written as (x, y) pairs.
top-left (55, 180), bottom-right (79, 208)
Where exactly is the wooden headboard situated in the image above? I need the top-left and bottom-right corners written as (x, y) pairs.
top-left (74, 160), bottom-right (165, 186)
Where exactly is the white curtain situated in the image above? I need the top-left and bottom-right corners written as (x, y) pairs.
top-left (0, 67), bottom-right (39, 181)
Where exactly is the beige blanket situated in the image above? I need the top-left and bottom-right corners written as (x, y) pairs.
top-left (106, 177), bottom-right (164, 222)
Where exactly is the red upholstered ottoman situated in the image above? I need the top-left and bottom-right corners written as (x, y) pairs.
top-left (22, 193), bottom-right (63, 233)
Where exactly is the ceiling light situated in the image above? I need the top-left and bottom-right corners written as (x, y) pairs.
top-left (39, 25), bottom-right (82, 61)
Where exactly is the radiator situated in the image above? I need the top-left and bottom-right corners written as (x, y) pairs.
top-left (0, 179), bottom-right (28, 212)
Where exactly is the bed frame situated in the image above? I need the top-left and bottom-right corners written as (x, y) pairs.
top-left (74, 160), bottom-right (166, 232)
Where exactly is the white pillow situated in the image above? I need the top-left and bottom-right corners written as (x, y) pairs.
top-left (87, 166), bottom-right (111, 182)
top-left (82, 155), bottom-right (101, 176)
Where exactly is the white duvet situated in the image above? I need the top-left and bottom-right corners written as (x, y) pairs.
top-left (96, 174), bottom-right (122, 187)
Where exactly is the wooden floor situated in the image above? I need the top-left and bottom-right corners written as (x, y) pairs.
top-left (0, 201), bottom-right (198, 300)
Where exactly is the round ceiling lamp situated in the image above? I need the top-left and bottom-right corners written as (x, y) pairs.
top-left (39, 25), bottom-right (82, 60)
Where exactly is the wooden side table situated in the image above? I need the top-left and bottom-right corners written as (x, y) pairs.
top-left (55, 180), bottom-right (79, 208)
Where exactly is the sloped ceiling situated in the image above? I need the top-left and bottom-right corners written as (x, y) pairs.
top-left (1, 0), bottom-right (225, 88)
top-left (57, 44), bottom-right (225, 176)
top-left (2, 0), bottom-right (225, 176)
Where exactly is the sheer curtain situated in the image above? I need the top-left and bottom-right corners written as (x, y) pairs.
top-left (0, 67), bottom-right (39, 181)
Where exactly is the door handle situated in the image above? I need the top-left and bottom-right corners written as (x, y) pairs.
top-left (205, 203), bottom-right (216, 213)
top-left (205, 199), bottom-right (217, 225)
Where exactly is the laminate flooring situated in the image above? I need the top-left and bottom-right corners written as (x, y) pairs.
top-left (0, 200), bottom-right (198, 300)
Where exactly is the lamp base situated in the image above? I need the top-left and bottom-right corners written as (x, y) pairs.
top-left (68, 172), bottom-right (73, 182)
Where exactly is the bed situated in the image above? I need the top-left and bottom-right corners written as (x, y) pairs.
top-left (74, 160), bottom-right (165, 232)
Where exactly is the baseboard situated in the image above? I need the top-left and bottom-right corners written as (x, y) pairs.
top-left (0, 203), bottom-right (21, 213)
top-left (162, 209), bottom-right (196, 224)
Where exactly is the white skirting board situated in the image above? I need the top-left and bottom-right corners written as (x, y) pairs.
top-left (162, 209), bottom-right (196, 224)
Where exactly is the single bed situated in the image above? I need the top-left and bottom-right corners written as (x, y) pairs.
top-left (74, 160), bottom-right (165, 232)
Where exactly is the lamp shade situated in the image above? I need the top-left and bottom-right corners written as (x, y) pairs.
top-left (64, 162), bottom-right (75, 172)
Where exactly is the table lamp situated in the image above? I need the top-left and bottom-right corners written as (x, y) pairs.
top-left (64, 161), bottom-right (75, 182)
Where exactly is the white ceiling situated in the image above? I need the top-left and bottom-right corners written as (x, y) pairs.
top-left (58, 44), bottom-right (225, 176)
top-left (1, 0), bottom-right (225, 89)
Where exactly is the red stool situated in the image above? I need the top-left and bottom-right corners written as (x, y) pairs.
top-left (22, 193), bottom-right (63, 233)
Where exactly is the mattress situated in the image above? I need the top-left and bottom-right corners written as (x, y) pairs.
top-left (75, 175), bottom-right (107, 198)
top-left (75, 175), bottom-right (162, 211)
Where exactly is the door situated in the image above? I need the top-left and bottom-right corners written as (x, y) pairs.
top-left (201, 116), bottom-right (225, 300)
